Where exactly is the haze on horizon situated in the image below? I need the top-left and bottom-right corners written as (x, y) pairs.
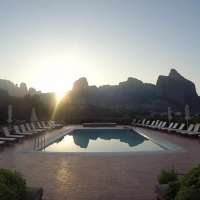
top-left (1, 0), bottom-right (200, 97)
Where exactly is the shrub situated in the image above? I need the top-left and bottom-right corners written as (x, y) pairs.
top-left (0, 169), bottom-right (27, 200)
top-left (165, 181), bottom-right (181, 200)
top-left (175, 187), bottom-right (200, 200)
top-left (175, 165), bottom-right (200, 200)
top-left (158, 168), bottom-right (178, 184)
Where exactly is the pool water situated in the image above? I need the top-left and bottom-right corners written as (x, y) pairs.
top-left (42, 129), bottom-right (164, 153)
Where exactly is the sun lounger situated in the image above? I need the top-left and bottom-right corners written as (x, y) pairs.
top-left (177, 124), bottom-right (194, 135)
top-left (156, 121), bottom-right (164, 129)
top-left (51, 121), bottom-right (63, 128)
top-left (135, 119), bottom-right (143, 127)
top-left (143, 120), bottom-right (150, 127)
top-left (25, 123), bottom-right (42, 134)
top-left (2, 127), bottom-right (24, 139)
top-left (161, 122), bottom-right (174, 131)
top-left (171, 123), bottom-right (185, 133)
top-left (158, 122), bottom-right (167, 130)
top-left (167, 123), bottom-right (179, 132)
top-left (47, 121), bottom-right (57, 129)
top-left (146, 121), bottom-right (155, 128)
top-left (13, 125), bottom-right (33, 136)
top-left (148, 120), bottom-right (157, 128)
top-left (186, 124), bottom-right (200, 136)
top-left (151, 120), bottom-right (160, 129)
top-left (140, 119), bottom-right (147, 127)
top-left (20, 124), bottom-right (36, 134)
top-left (131, 119), bottom-right (137, 125)
top-left (0, 137), bottom-right (16, 142)
top-left (31, 122), bottom-right (45, 132)
top-left (135, 119), bottom-right (142, 126)
top-left (41, 121), bottom-right (52, 129)
top-left (37, 122), bottom-right (48, 130)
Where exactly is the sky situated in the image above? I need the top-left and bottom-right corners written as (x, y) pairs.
top-left (1, 0), bottom-right (200, 97)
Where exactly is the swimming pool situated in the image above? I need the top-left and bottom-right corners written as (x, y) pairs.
top-left (42, 128), bottom-right (165, 153)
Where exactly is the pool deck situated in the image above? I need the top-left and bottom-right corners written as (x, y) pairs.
top-left (0, 125), bottom-right (200, 200)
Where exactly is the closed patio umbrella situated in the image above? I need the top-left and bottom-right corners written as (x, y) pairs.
top-left (30, 107), bottom-right (38, 122)
top-left (7, 105), bottom-right (13, 124)
top-left (185, 104), bottom-right (191, 128)
top-left (168, 107), bottom-right (172, 123)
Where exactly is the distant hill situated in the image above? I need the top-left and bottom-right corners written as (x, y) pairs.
top-left (0, 79), bottom-right (40, 97)
top-left (0, 69), bottom-right (199, 123)
top-left (65, 69), bottom-right (200, 114)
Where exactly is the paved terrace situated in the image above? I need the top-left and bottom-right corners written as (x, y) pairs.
top-left (0, 125), bottom-right (200, 200)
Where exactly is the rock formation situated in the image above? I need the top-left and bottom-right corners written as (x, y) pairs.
top-left (66, 69), bottom-right (200, 113)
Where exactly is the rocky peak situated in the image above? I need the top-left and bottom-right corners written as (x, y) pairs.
top-left (73, 77), bottom-right (89, 90)
top-left (156, 69), bottom-right (199, 107)
top-left (169, 69), bottom-right (185, 80)
top-left (119, 77), bottom-right (143, 88)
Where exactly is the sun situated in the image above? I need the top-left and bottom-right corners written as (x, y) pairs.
top-left (56, 90), bottom-right (66, 103)
top-left (30, 49), bottom-right (91, 102)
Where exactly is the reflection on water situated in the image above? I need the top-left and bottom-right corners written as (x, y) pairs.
top-left (72, 129), bottom-right (146, 148)
top-left (44, 129), bottom-right (164, 152)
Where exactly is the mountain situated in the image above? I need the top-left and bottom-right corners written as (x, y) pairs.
top-left (65, 69), bottom-right (200, 113)
top-left (156, 69), bottom-right (199, 108)
top-left (0, 79), bottom-right (40, 97)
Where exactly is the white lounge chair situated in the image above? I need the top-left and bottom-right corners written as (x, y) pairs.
top-left (143, 120), bottom-right (150, 127)
top-left (158, 122), bottom-right (167, 130)
top-left (151, 120), bottom-right (160, 129)
top-left (31, 122), bottom-right (45, 132)
top-left (135, 119), bottom-right (144, 127)
top-left (41, 121), bottom-right (52, 129)
top-left (148, 120), bottom-right (157, 128)
top-left (0, 137), bottom-right (16, 142)
top-left (177, 124), bottom-right (194, 135)
top-left (135, 119), bottom-right (142, 126)
top-left (25, 123), bottom-right (42, 134)
top-left (0, 141), bottom-right (5, 145)
top-left (20, 124), bottom-right (36, 134)
top-left (146, 121), bottom-right (155, 128)
top-left (2, 127), bottom-right (24, 139)
top-left (167, 123), bottom-right (179, 132)
top-left (36, 122), bottom-right (48, 130)
top-left (131, 119), bottom-right (137, 126)
top-left (51, 121), bottom-right (63, 128)
top-left (141, 119), bottom-right (147, 127)
top-left (47, 121), bottom-right (57, 129)
top-left (186, 124), bottom-right (200, 136)
top-left (13, 125), bottom-right (33, 136)
top-left (161, 122), bottom-right (174, 131)
top-left (171, 123), bottom-right (185, 133)
top-left (156, 121), bottom-right (164, 129)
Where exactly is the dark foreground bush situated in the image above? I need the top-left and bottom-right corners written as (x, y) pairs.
top-left (166, 181), bottom-right (181, 200)
top-left (158, 168), bottom-right (178, 184)
top-left (175, 165), bottom-right (200, 200)
top-left (0, 169), bottom-right (27, 200)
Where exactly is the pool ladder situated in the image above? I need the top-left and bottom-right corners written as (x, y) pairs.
top-left (33, 136), bottom-right (46, 151)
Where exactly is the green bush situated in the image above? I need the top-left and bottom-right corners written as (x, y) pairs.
top-left (0, 169), bottom-right (27, 200)
top-left (175, 165), bottom-right (200, 200)
top-left (175, 187), bottom-right (200, 200)
top-left (165, 181), bottom-right (181, 200)
top-left (158, 168), bottom-right (178, 184)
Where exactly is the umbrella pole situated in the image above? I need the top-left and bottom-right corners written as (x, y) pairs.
top-left (8, 122), bottom-right (11, 129)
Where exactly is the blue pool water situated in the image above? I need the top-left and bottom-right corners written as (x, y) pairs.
top-left (42, 129), bottom-right (164, 153)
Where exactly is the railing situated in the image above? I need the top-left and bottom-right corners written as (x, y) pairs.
top-left (33, 135), bottom-right (46, 151)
